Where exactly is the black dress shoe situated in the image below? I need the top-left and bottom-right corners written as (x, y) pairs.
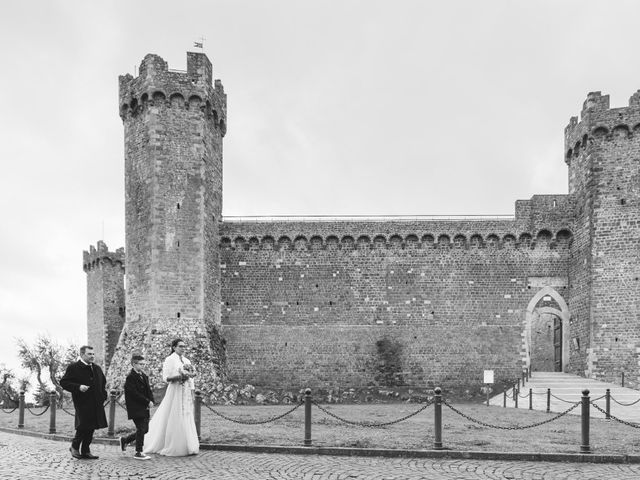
top-left (81, 452), bottom-right (99, 459)
top-left (69, 447), bottom-right (82, 459)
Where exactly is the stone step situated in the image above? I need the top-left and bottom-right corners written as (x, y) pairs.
top-left (488, 372), bottom-right (640, 423)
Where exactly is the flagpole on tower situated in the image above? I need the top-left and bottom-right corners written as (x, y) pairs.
top-left (193, 36), bottom-right (206, 50)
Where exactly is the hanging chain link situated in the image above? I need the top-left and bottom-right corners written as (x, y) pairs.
top-left (590, 402), bottom-right (640, 428)
top-left (60, 404), bottom-right (76, 416)
top-left (25, 405), bottom-right (50, 416)
top-left (202, 401), bottom-right (303, 425)
top-left (442, 400), bottom-right (580, 430)
top-left (0, 406), bottom-right (19, 414)
top-left (610, 395), bottom-right (640, 407)
top-left (549, 393), bottom-right (580, 404)
top-left (312, 400), bottom-right (432, 428)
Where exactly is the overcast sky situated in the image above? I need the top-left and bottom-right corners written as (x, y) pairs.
top-left (2, 0), bottom-right (640, 373)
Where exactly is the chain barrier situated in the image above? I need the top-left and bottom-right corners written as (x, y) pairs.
top-left (0, 406), bottom-right (19, 414)
top-left (549, 393), bottom-right (579, 404)
top-left (312, 400), bottom-right (432, 428)
top-left (202, 401), bottom-right (303, 425)
top-left (503, 391), bottom-right (513, 400)
top-left (610, 396), bottom-right (640, 407)
top-left (591, 394), bottom-right (606, 402)
top-left (442, 399), bottom-right (580, 430)
top-left (60, 404), bottom-right (75, 416)
top-left (116, 400), bottom-right (128, 411)
top-left (25, 405), bottom-right (50, 416)
top-left (590, 402), bottom-right (640, 429)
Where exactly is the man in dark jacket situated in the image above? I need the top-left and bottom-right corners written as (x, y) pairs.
top-left (60, 345), bottom-right (108, 459)
top-left (119, 354), bottom-right (155, 460)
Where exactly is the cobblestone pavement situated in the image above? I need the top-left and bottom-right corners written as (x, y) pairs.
top-left (2, 432), bottom-right (640, 480)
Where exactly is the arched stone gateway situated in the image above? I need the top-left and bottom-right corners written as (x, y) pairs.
top-left (524, 287), bottom-right (570, 373)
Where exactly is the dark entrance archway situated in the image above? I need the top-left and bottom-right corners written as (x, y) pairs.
top-left (529, 311), bottom-right (563, 372)
top-left (524, 287), bottom-right (569, 373)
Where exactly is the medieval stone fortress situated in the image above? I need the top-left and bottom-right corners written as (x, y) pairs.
top-left (83, 51), bottom-right (640, 395)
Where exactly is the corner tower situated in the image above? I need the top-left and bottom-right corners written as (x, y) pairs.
top-left (565, 91), bottom-right (640, 386)
top-left (83, 241), bottom-right (125, 369)
top-left (107, 52), bottom-right (227, 387)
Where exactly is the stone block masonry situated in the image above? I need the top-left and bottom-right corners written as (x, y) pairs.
top-left (104, 52), bottom-right (227, 390)
top-left (219, 216), bottom-right (572, 393)
top-left (565, 91), bottom-right (640, 388)
top-left (83, 241), bottom-right (125, 369)
top-left (84, 52), bottom-right (640, 397)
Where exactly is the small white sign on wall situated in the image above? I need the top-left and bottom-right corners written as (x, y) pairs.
top-left (483, 370), bottom-right (494, 384)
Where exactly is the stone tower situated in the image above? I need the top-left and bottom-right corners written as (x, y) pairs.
top-left (106, 52), bottom-right (227, 389)
top-left (565, 91), bottom-right (640, 386)
top-left (83, 241), bottom-right (125, 369)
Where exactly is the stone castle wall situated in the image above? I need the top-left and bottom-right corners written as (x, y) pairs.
top-left (105, 53), bottom-right (227, 390)
top-left (85, 52), bottom-right (640, 396)
top-left (83, 241), bottom-right (125, 369)
top-left (218, 210), bottom-right (573, 392)
top-left (565, 91), bottom-right (640, 387)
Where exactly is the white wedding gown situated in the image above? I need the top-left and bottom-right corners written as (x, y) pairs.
top-left (144, 353), bottom-right (199, 456)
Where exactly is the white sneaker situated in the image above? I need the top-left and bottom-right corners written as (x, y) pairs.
top-left (134, 452), bottom-right (151, 460)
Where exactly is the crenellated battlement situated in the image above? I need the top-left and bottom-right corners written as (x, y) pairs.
top-left (83, 241), bottom-right (125, 272)
top-left (220, 227), bottom-right (572, 252)
top-left (118, 52), bottom-right (226, 135)
top-left (564, 90), bottom-right (640, 163)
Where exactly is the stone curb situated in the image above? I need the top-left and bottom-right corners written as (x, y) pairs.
top-left (2, 426), bottom-right (638, 464)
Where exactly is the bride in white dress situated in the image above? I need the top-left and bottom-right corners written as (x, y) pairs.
top-left (144, 339), bottom-right (199, 456)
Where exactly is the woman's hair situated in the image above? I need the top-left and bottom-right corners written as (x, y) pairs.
top-left (170, 338), bottom-right (184, 353)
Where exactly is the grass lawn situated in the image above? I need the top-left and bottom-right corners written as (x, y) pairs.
top-left (2, 401), bottom-right (639, 455)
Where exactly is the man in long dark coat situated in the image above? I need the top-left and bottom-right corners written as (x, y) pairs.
top-left (60, 345), bottom-right (108, 459)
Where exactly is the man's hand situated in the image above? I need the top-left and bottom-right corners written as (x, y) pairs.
top-left (148, 401), bottom-right (154, 408)
top-left (79, 385), bottom-right (90, 393)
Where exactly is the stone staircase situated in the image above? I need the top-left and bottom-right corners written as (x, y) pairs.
top-left (489, 372), bottom-right (640, 423)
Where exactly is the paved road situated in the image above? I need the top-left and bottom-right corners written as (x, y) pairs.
top-left (2, 431), bottom-right (640, 479)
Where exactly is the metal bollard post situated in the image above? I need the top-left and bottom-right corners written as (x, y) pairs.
top-left (503, 390), bottom-right (506, 408)
top-left (434, 387), bottom-right (443, 450)
top-left (18, 391), bottom-right (25, 429)
top-left (522, 371), bottom-right (526, 386)
top-left (605, 389), bottom-right (610, 420)
top-left (580, 389), bottom-right (591, 454)
top-left (622, 372), bottom-right (625, 388)
top-left (194, 391), bottom-right (202, 440)
top-left (546, 388), bottom-right (551, 413)
top-left (107, 390), bottom-right (117, 438)
top-left (514, 385), bottom-right (519, 409)
top-left (49, 391), bottom-right (57, 434)
top-left (304, 388), bottom-right (312, 446)
top-left (529, 388), bottom-right (533, 410)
